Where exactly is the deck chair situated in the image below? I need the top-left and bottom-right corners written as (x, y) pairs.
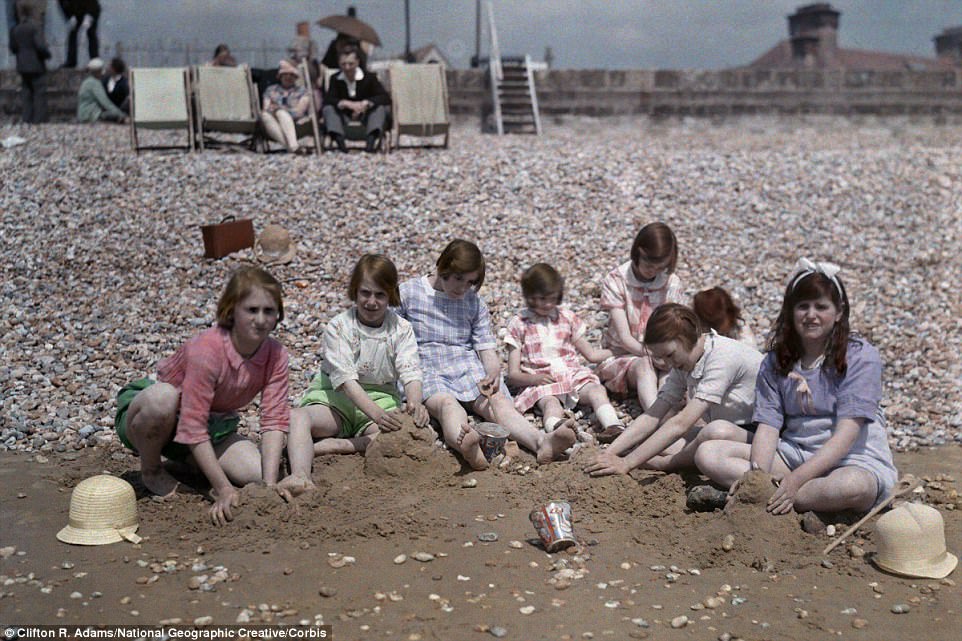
top-left (193, 65), bottom-right (260, 152)
top-left (319, 65), bottom-right (391, 153)
top-left (259, 59), bottom-right (321, 155)
top-left (388, 63), bottom-right (449, 150)
top-left (129, 67), bottom-right (194, 153)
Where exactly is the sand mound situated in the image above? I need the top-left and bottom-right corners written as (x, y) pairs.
top-left (364, 419), bottom-right (458, 479)
top-left (730, 469), bottom-right (778, 506)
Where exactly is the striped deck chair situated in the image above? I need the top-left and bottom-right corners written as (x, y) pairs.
top-left (388, 63), bottom-right (450, 150)
top-left (129, 67), bottom-right (194, 153)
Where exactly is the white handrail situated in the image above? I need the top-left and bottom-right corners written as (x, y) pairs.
top-left (486, 0), bottom-right (504, 135)
top-left (525, 54), bottom-right (542, 135)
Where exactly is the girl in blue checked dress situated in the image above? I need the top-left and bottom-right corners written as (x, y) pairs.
top-left (398, 240), bottom-right (576, 470)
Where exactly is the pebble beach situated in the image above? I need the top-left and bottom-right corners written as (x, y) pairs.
top-left (2, 116), bottom-right (960, 453)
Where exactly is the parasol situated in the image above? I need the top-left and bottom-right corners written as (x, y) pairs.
top-left (317, 14), bottom-right (382, 47)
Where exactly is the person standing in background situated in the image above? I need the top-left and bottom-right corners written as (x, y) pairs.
top-left (8, 1), bottom-right (50, 123)
top-left (58, 0), bottom-right (99, 68)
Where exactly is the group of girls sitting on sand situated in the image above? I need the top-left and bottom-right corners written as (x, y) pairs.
top-left (116, 223), bottom-right (897, 526)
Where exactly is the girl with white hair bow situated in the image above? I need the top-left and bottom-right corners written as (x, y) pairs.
top-left (695, 258), bottom-right (898, 516)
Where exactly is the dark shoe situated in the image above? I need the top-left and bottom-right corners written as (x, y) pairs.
top-left (594, 425), bottom-right (624, 445)
top-left (686, 485), bottom-right (728, 512)
top-left (364, 133), bottom-right (380, 153)
top-left (331, 133), bottom-right (347, 153)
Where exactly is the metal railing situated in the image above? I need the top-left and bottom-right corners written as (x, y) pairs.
top-left (486, 0), bottom-right (503, 135)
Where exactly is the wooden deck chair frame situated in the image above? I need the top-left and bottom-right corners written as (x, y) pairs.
top-left (388, 63), bottom-right (450, 151)
top-left (259, 60), bottom-right (322, 155)
top-left (319, 64), bottom-right (391, 154)
top-left (192, 64), bottom-right (261, 152)
top-left (129, 67), bottom-right (194, 153)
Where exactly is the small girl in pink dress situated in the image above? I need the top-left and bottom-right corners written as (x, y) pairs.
top-left (505, 264), bottom-right (623, 443)
top-left (596, 222), bottom-right (685, 410)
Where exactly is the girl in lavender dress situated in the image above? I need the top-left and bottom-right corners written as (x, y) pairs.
top-left (696, 259), bottom-right (898, 514)
top-left (398, 240), bottom-right (576, 470)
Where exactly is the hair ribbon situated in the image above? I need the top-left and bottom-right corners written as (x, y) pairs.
top-left (787, 257), bottom-right (843, 300)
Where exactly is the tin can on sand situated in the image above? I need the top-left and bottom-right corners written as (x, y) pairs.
top-left (475, 422), bottom-right (509, 462)
top-left (530, 500), bottom-right (576, 552)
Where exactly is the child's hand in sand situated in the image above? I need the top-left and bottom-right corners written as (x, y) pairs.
top-left (209, 486), bottom-right (240, 526)
top-left (274, 473), bottom-right (316, 502)
top-left (583, 450), bottom-right (630, 476)
top-left (405, 401), bottom-right (430, 427)
top-left (375, 409), bottom-right (407, 432)
top-left (766, 472), bottom-right (801, 515)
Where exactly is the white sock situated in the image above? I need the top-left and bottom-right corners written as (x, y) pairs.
top-left (544, 416), bottom-right (562, 432)
top-left (595, 403), bottom-right (621, 428)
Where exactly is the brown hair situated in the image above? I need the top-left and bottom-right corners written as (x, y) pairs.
top-left (348, 254), bottom-right (401, 306)
top-left (520, 263), bottom-right (564, 303)
top-left (643, 303), bottom-right (702, 352)
top-left (768, 272), bottom-right (850, 376)
top-left (436, 239), bottom-right (486, 289)
top-left (630, 222), bottom-right (678, 274)
top-left (216, 266), bottom-right (284, 328)
top-left (692, 287), bottom-right (742, 338)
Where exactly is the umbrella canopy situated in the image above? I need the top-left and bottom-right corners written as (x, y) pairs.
top-left (317, 15), bottom-right (382, 47)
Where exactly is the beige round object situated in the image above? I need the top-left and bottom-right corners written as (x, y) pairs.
top-left (57, 475), bottom-right (141, 546)
top-left (873, 502), bottom-right (957, 579)
top-left (254, 224), bottom-right (296, 265)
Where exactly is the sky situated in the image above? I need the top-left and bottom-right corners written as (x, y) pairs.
top-left (5, 1), bottom-right (962, 69)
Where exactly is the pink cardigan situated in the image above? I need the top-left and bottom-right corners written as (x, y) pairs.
top-left (157, 326), bottom-right (290, 445)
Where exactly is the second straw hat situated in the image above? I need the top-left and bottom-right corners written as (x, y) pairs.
top-left (873, 502), bottom-right (957, 579)
top-left (57, 475), bottom-right (142, 546)
top-left (254, 224), bottom-right (297, 265)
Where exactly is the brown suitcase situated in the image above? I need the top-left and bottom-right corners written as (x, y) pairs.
top-left (201, 216), bottom-right (255, 259)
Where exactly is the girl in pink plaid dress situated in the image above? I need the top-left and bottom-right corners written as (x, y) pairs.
top-left (505, 264), bottom-right (625, 443)
top-left (596, 222), bottom-right (685, 410)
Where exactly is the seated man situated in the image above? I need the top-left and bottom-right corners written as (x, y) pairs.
top-left (101, 56), bottom-right (129, 113)
top-left (76, 57), bottom-right (126, 123)
top-left (322, 45), bottom-right (390, 153)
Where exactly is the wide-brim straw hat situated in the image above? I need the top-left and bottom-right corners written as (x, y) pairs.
top-left (254, 224), bottom-right (296, 265)
top-left (873, 502), bottom-right (957, 579)
top-left (57, 475), bottom-right (142, 546)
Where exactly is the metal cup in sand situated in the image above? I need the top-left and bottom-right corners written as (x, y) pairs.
top-left (474, 422), bottom-right (509, 462)
top-left (529, 500), bottom-right (577, 552)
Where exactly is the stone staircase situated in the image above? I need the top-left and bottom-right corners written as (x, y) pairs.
top-left (495, 56), bottom-right (541, 135)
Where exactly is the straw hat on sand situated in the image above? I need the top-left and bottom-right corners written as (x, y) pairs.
top-left (57, 475), bottom-right (142, 546)
top-left (254, 224), bottom-right (297, 265)
top-left (873, 502), bottom-right (957, 579)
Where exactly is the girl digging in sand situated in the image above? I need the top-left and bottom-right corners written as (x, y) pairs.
top-left (505, 263), bottom-right (622, 443)
top-left (596, 222), bottom-right (686, 412)
top-left (585, 303), bottom-right (763, 478)
top-left (692, 286), bottom-right (757, 348)
top-left (398, 240), bottom-right (576, 470)
top-left (115, 267), bottom-right (306, 526)
top-left (695, 259), bottom-right (898, 515)
top-left (287, 254), bottom-right (429, 478)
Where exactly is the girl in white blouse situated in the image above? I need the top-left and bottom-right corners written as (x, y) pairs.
top-left (287, 255), bottom-right (429, 483)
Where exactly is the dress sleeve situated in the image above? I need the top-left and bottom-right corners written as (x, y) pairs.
top-left (471, 295), bottom-right (497, 352)
top-left (666, 275), bottom-right (686, 304)
top-left (503, 314), bottom-right (525, 350)
top-left (599, 268), bottom-right (625, 310)
top-left (835, 340), bottom-right (883, 421)
top-left (394, 318), bottom-right (422, 387)
top-left (322, 315), bottom-right (358, 390)
top-left (691, 346), bottom-right (733, 406)
top-left (173, 342), bottom-right (221, 445)
top-left (567, 309), bottom-right (587, 342)
top-left (258, 344), bottom-right (290, 433)
top-left (751, 353), bottom-right (786, 430)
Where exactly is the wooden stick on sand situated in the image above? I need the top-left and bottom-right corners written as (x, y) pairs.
top-left (822, 475), bottom-right (920, 556)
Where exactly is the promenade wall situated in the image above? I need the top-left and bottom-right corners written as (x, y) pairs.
top-left (3, 67), bottom-right (962, 122)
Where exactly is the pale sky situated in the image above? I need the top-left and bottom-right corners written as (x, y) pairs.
top-left (6, 1), bottom-right (962, 69)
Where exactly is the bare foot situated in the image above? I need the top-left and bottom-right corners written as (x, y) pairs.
top-left (141, 468), bottom-right (180, 498)
top-left (456, 424), bottom-right (489, 471)
top-left (536, 425), bottom-right (577, 464)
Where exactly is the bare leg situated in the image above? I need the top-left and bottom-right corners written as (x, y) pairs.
top-left (274, 109), bottom-right (300, 151)
top-left (124, 382), bottom-right (180, 497)
top-left (794, 466), bottom-right (877, 513)
top-left (536, 395), bottom-right (565, 431)
top-left (474, 394), bottom-right (575, 464)
top-left (260, 111), bottom-right (287, 149)
top-left (627, 356), bottom-right (659, 411)
top-left (646, 420), bottom-right (752, 472)
top-left (426, 393), bottom-right (487, 470)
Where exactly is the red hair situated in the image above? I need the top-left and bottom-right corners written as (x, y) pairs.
top-left (692, 287), bottom-right (742, 338)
